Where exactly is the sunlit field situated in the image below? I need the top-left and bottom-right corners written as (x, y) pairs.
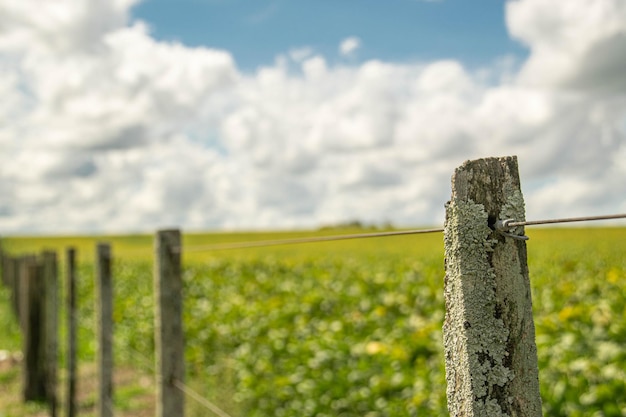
top-left (1, 227), bottom-right (625, 416)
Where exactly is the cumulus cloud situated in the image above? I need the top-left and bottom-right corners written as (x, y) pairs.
top-left (0, 0), bottom-right (625, 234)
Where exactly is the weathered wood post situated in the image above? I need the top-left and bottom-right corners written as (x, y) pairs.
top-left (42, 250), bottom-right (58, 417)
top-left (5, 256), bottom-right (20, 318)
top-left (154, 229), bottom-right (185, 417)
top-left (0, 242), bottom-right (6, 287)
top-left (96, 243), bottom-right (114, 417)
top-left (20, 254), bottom-right (47, 402)
top-left (443, 156), bottom-right (542, 416)
top-left (66, 247), bottom-right (78, 417)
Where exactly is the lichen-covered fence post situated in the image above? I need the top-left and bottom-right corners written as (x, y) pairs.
top-left (443, 156), bottom-right (542, 416)
top-left (154, 229), bottom-right (184, 417)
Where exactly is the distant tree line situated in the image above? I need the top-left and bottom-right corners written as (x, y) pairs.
top-left (318, 220), bottom-right (395, 231)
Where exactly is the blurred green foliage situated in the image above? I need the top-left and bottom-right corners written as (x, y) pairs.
top-left (1, 227), bottom-right (625, 416)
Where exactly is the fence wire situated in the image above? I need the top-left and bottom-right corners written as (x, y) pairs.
top-left (173, 378), bottom-right (234, 417)
top-left (506, 213), bottom-right (626, 227)
top-left (180, 227), bottom-right (444, 253)
top-left (179, 212), bottom-right (626, 253)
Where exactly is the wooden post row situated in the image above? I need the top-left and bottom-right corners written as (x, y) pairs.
top-left (443, 156), bottom-right (542, 416)
top-left (97, 243), bottom-right (114, 417)
top-left (155, 229), bottom-right (185, 417)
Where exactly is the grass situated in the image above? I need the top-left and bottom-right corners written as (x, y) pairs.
top-left (1, 227), bottom-right (625, 416)
top-left (0, 361), bottom-right (155, 417)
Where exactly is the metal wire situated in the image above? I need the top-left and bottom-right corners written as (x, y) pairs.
top-left (176, 212), bottom-right (626, 253)
top-left (181, 227), bottom-right (445, 252)
top-left (506, 213), bottom-right (626, 228)
top-left (173, 379), bottom-right (234, 417)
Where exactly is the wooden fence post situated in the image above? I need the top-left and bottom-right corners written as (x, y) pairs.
top-left (443, 156), bottom-right (542, 416)
top-left (5, 256), bottom-right (20, 318)
top-left (20, 255), bottom-right (47, 402)
top-left (96, 243), bottom-right (114, 417)
top-left (0, 242), bottom-right (6, 287)
top-left (66, 247), bottom-right (78, 417)
top-left (154, 229), bottom-right (184, 417)
top-left (42, 251), bottom-right (58, 417)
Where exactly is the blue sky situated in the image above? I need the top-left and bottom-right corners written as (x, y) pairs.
top-left (1, 0), bottom-right (625, 233)
top-left (132, 0), bottom-right (529, 71)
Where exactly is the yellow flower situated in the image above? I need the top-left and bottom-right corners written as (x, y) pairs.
top-left (558, 305), bottom-right (579, 321)
top-left (607, 268), bottom-right (620, 284)
top-left (365, 341), bottom-right (387, 355)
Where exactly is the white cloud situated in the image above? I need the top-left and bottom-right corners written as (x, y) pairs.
top-left (0, 0), bottom-right (625, 234)
top-left (339, 36), bottom-right (361, 57)
top-left (507, 0), bottom-right (626, 94)
top-left (0, 0), bottom-right (139, 54)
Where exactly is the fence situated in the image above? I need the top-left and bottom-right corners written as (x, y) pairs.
top-left (0, 155), bottom-right (625, 417)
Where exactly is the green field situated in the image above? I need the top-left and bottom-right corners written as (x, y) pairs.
top-left (1, 227), bottom-right (625, 416)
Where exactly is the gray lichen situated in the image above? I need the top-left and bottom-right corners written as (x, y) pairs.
top-left (444, 200), bottom-right (514, 417)
top-left (499, 190), bottom-right (527, 237)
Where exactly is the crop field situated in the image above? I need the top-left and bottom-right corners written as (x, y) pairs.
top-left (1, 227), bottom-right (625, 416)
